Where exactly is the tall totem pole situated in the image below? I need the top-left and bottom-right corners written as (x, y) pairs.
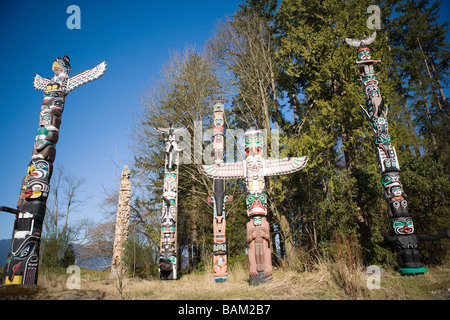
top-left (2, 55), bottom-right (106, 285)
top-left (155, 123), bottom-right (187, 280)
top-left (207, 100), bottom-right (233, 283)
top-left (201, 127), bottom-right (308, 285)
top-left (110, 165), bottom-right (132, 280)
top-left (345, 32), bottom-right (450, 275)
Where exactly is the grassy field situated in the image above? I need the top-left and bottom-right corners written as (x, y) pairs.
top-left (6, 260), bottom-right (446, 300)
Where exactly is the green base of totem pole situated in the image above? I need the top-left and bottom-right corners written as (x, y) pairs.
top-left (399, 267), bottom-right (427, 275)
top-left (214, 276), bottom-right (228, 283)
top-left (249, 272), bottom-right (272, 286)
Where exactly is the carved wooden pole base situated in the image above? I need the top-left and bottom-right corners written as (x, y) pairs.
top-left (247, 215), bottom-right (272, 286)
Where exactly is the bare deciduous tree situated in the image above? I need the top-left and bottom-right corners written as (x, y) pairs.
top-left (41, 165), bottom-right (90, 269)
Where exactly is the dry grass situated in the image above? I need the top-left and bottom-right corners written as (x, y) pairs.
top-left (31, 260), bottom-right (450, 300)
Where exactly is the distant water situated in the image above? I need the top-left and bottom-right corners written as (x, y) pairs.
top-left (76, 256), bottom-right (111, 271)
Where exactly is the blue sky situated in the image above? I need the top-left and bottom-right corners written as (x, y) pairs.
top-left (0, 1), bottom-right (449, 241)
top-left (0, 0), bottom-right (243, 239)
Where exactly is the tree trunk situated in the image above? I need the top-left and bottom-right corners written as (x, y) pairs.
top-left (418, 79), bottom-right (438, 148)
top-left (417, 37), bottom-right (445, 115)
top-left (402, 96), bottom-right (421, 156)
top-left (266, 177), bottom-right (297, 267)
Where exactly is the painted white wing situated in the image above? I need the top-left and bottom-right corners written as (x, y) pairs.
top-left (33, 74), bottom-right (52, 91)
top-left (263, 156), bottom-right (308, 177)
top-left (155, 126), bottom-right (187, 135)
top-left (345, 38), bottom-right (361, 47)
top-left (201, 161), bottom-right (245, 179)
top-left (66, 61), bottom-right (107, 92)
top-left (345, 32), bottom-right (377, 47)
top-left (364, 32), bottom-right (377, 46)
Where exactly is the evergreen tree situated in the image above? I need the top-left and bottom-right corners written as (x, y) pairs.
top-left (388, 0), bottom-right (449, 164)
top-left (275, 0), bottom-right (398, 263)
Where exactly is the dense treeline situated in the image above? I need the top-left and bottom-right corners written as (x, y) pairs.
top-left (123, 0), bottom-right (448, 276)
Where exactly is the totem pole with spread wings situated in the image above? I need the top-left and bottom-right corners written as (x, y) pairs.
top-left (201, 127), bottom-right (308, 285)
top-left (2, 56), bottom-right (106, 285)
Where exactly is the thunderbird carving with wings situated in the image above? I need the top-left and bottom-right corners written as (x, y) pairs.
top-left (201, 127), bottom-right (308, 193)
top-left (33, 56), bottom-right (107, 93)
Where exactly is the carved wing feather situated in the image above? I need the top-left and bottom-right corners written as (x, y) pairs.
top-left (345, 38), bottom-right (361, 47)
top-left (33, 74), bottom-right (52, 91)
top-left (263, 156), bottom-right (308, 177)
top-left (155, 127), bottom-right (167, 134)
top-left (172, 127), bottom-right (188, 134)
top-left (364, 32), bottom-right (377, 46)
top-left (66, 61), bottom-right (107, 92)
top-left (155, 126), bottom-right (187, 135)
top-left (201, 161), bottom-right (245, 179)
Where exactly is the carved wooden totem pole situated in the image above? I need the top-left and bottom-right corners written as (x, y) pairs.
top-left (155, 123), bottom-right (187, 280)
top-left (201, 127), bottom-right (308, 285)
top-left (110, 165), bottom-right (132, 280)
top-left (206, 101), bottom-right (233, 283)
top-left (346, 32), bottom-right (449, 275)
top-left (2, 55), bottom-right (106, 285)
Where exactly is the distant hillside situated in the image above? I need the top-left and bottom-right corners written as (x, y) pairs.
top-left (0, 239), bottom-right (11, 266)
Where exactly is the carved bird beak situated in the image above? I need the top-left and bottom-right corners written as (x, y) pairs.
top-left (52, 61), bottom-right (62, 73)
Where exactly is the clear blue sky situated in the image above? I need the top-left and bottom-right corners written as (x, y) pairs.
top-left (0, 0), bottom-right (243, 240)
top-left (0, 1), bottom-right (449, 241)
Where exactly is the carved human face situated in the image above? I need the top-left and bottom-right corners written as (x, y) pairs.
top-left (357, 48), bottom-right (372, 61)
top-left (246, 156), bottom-right (263, 175)
top-left (213, 101), bottom-right (225, 128)
top-left (214, 101), bottom-right (224, 109)
top-left (162, 224), bottom-right (175, 233)
top-left (253, 216), bottom-right (262, 226)
top-left (165, 173), bottom-right (176, 183)
top-left (391, 186), bottom-right (403, 197)
top-left (392, 217), bottom-right (414, 235)
top-left (39, 111), bottom-right (61, 129)
top-left (362, 74), bottom-right (379, 87)
top-left (382, 172), bottom-right (401, 188)
top-left (214, 116), bottom-right (224, 128)
top-left (244, 129), bottom-right (264, 156)
top-left (246, 192), bottom-right (268, 217)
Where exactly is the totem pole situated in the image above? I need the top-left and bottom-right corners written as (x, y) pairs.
top-left (155, 123), bottom-right (187, 280)
top-left (201, 127), bottom-right (308, 285)
top-left (110, 165), bottom-right (132, 280)
top-left (206, 100), bottom-right (233, 283)
top-left (2, 55), bottom-right (106, 285)
top-left (346, 32), bottom-right (450, 274)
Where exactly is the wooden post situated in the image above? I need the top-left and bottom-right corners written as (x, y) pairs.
top-left (110, 165), bottom-right (132, 280)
